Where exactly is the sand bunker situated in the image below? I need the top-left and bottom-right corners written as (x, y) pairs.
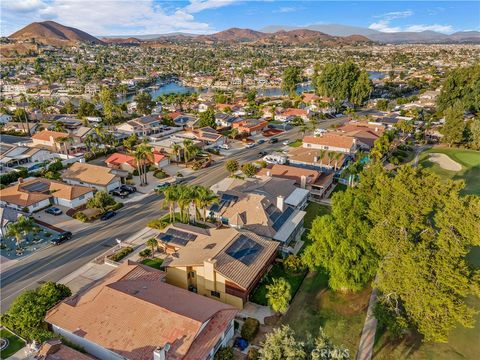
top-left (428, 153), bottom-right (462, 171)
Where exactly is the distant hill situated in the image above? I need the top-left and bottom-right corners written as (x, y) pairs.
top-left (101, 37), bottom-right (142, 45)
top-left (165, 28), bottom-right (371, 45)
top-left (9, 21), bottom-right (103, 46)
top-left (259, 24), bottom-right (480, 44)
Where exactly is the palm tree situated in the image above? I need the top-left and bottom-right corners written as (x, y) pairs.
top-left (145, 238), bottom-right (158, 258)
top-left (332, 152), bottom-right (342, 171)
top-left (177, 185), bottom-right (193, 223)
top-left (163, 185), bottom-right (180, 223)
top-left (57, 136), bottom-right (72, 155)
top-left (182, 139), bottom-right (193, 165)
top-left (196, 186), bottom-right (219, 221)
top-left (6, 216), bottom-right (35, 250)
top-left (325, 151), bottom-right (333, 170)
top-left (133, 143), bottom-right (154, 186)
top-left (171, 143), bottom-right (181, 162)
top-left (317, 149), bottom-right (326, 168)
top-left (53, 121), bottom-right (65, 132)
top-left (230, 128), bottom-right (239, 140)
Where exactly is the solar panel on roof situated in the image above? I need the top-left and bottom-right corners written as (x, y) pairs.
top-left (158, 228), bottom-right (197, 247)
top-left (166, 228), bottom-right (197, 242)
top-left (22, 181), bottom-right (49, 193)
top-left (272, 207), bottom-right (295, 231)
top-left (210, 193), bottom-right (238, 213)
top-left (226, 235), bottom-right (264, 265)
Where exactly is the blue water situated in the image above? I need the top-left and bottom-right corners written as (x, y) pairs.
top-left (123, 71), bottom-right (384, 101)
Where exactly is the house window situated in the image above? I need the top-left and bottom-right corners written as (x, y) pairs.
top-left (211, 291), bottom-right (220, 298)
top-left (79, 195), bottom-right (85, 200)
top-left (33, 203), bottom-right (38, 208)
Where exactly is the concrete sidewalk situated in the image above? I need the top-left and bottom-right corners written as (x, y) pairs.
top-left (59, 227), bottom-right (160, 295)
top-left (356, 289), bottom-right (378, 360)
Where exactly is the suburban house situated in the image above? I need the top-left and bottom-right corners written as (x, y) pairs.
top-left (288, 146), bottom-right (348, 172)
top-left (160, 223), bottom-right (278, 309)
top-left (209, 177), bottom-right (307, 253)
top-left (45, 261), bottom-right (238, 360)
top-left (303, 133), bottom-right (357, 154)
top-left (189, 127), bottom-right (225, 147)
top-left (116, 116), bottom-right (162, 137)
top-left (0, 178), bottom-right (94, 212)
top-left (62, 162), bottom-right (125, 192)
top-left (167, 113), bottom-right (198, 128)
top-left (0, 144), bottom-right (55, 171)
top-left (231, 119), bottom-right (268, 135)
top-left (336, 122), bottom-right (385, 149)
top-left (215, 113), bottom-right (239, 128)
top-left (105, 151), bottom-right (169, 173)
top-left (2, 121), bottom-right (39, 134)
top-left (256, 163), bottom-right (335, 199)
top-left (31, 130), bottom-right (72, 153)
top-left (35, 339), bottom-right (95, 360)
top-left (275, 108), bottom-right (309, 122)
top-left (0, 205), bottom-right (26, 237)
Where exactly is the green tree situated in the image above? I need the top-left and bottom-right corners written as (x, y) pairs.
top-left (198, 107), bottom-right (216, 128)
top-left (135, 92), bottom-right (154, 115)
top-left (441, 102), bottom-right (466, 147)
top-left (86, 191), bottom-right (115, 212)
top-left (310, 327), bottom-right (350, 360)
top-left (145, 238), bottom-right (158, 258)
top-left (437, 64), bottom-right (480, 113)
top-left (282, 66), bottom-right (301, 96)
top-left (99, 87), bottom-right (117, 123)
top-left (266, 278), bottom-right (291, 314)
top-left (133, 142), bottom-right (154, 185)
top-left (259, 325), bottom-right (306, 360)
top-left (468, 117), bottom-right (480, 150)
top-left (123, 133), bottom-right (138, 151)
top-left (241, 163), bottom-right (257, 177)
top-left (225, 159), bottom-right (239, 176)
top-left (1, 282), bottom-right (71, 341)
top-left (351, 70), bottom-right (373, 106)
top-left (6, 216), bottom-right (36, 249)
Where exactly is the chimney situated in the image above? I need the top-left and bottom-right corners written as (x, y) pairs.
top-left (300, 176), bottom-right (307, 189)
top-left (313, 156), bottom-right (318, 163)
top-left (18, 177), bottom-right (24, 184)
top-left (153, 344), bottom-right (171, 360)
top-left (277, 195), bottom-right (284, 212)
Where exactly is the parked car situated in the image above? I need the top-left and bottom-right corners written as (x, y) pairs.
top-left (219, 143), bottom-right (230, 150)
top-left (257, 139), bottom-right (265, 144)
top-left (46, 207), bottom-right (62, 216)
top-left (268, 138), bottom-right (278, 144)
top-left (258, 151), bottom-right (268, 157)
top-left (283, 140), bottom-right (290, 146)
top-left (101, 211), bottom-right (117, 221)
top-left (155, 182), bottom-right (171, 191)
top-left (109, 188), bottom-right (129, 199)
top-left (51, 231), bottom-right (72, 245)
top-left (120, 184), bottom-right (137, 193)
top-left (245, 143), bottom-right (255, 149)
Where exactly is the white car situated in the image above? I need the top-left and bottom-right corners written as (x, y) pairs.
top-left (282, 140), bottom-right (290, 146)
top-left (245, 143), bottom-right (255, 149)
top-left (219, 143), bottom-right (230, 150)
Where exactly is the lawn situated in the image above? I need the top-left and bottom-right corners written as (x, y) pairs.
top-left (288, 139), bottom-right (303, 147)
top-left (0, 328), bottom-right (25, 359)
top-left (250, 263), bottom-right (307, 306)
top-left (330, 183), bottom-right (348, 195)
top-left (141, 257), bottom-right (164, 270)
top-left (303, 202), bottom-right (330, 230)
top-left (373, 245), bottom-right (480, 360)
top-left (282, 270), bottom-right (371, 358)
top-left (418, 147), bottom-right (480, 195)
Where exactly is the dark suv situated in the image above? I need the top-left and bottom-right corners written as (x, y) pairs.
top-left (51, 231), bottom-right (73, 245)
top-left (109, 188), bottom-right (129, 198)
top-left (120, 184), bottom-right (137, 193)
top-left (268, 138), bottom-right (278, 144)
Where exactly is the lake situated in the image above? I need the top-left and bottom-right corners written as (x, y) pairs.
top-left (122, 71), bottom-right (384, 102)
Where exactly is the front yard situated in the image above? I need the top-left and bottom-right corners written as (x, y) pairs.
top-left (141, 257), bottom-right (164, 270)
top-left (0, 328), bottom-right (25, 359)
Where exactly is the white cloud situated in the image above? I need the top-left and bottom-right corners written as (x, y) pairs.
top-left (404, 24), bottom-right (453, 33)
top-left (184, 0), bottom-right (240, 14)
top-left (274, 7), bottom-right (297, 13)
top-left (368, 9), bottom-right (453, 34)
top-left (1, 0), bottom-right (241, 36)
top-left (369, 20), bottom-right (401, 33)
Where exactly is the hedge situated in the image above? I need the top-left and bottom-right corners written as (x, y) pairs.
top-left (241, 317), bottom-right (260, 341)
top-left (109, 246), bottom-right (134, 262)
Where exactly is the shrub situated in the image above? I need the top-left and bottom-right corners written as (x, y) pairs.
top-left (139, 248), bottom-right (152, 259)
top-left (283, 255), bottom-right (305, 273)
top-left (247, 347), bottom-right (259, 360)
top-left (74, 212), bottom-right (89, 222)
top-left (109, 246), bottom-right (134, 262)
top-left (255, 160), bottom-right (267, 168)
top-left (148, 165), bottom-right (157, 172)
top-left (109, 202), bottom-right (124, 211)
top-left (241, 163), bottom-right (257, 177)
top-left (47, 159), bottom-right (63, 172)
top-left (154, 169), bottom-right (168, 179)
top-left (133, 169), bottom-right (139, 176)
top-left (214, 347), bottom-right (234, 360)
top-left (147, 218), bottom-right (169, 230)
top-left (0, 168), bottom-right (28, 185)
top-left (241, 317), bottom-right (260, 341)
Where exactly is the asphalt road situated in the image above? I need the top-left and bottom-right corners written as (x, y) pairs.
top-left (0, 118), bottom-right (345, 311)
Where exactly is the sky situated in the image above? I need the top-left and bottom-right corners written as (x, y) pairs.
top-left (1, 0), bottom-right (479, 37)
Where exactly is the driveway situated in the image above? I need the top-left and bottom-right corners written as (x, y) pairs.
top-left (33, 205), bottom-right (89, 233)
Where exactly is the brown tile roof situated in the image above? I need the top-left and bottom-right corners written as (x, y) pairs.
top-left (36, 340), bottom-right (94, 360)
top-left (163, 225), bottom-right (278, 289)
top-left (32, 130), bottom-right (70, 142)
top-left (62, 162), bottom-right (118, 186)
top-left (303, 134), bottom-right (355, 149)
top-left (288, 147), bottom-right (347, 168)
top-left (0, 178), bottom-right (93, 207)
top-left (45, 262), bottom-right (237, 360)
top-left (257, 164), bottom-right (319, 185)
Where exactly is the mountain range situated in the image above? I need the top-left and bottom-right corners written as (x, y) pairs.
top-left (8, 21), bottom-right (480, 46)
